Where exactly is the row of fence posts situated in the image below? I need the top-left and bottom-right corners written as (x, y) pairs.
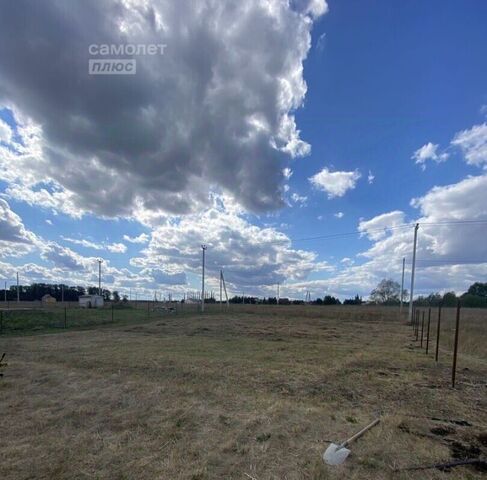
top-left (411, 301), bottom-right (461, 388)
top-left (0, 304), bottom-right (132, 334)
top-left (0, 301), bottom-right (189, 334)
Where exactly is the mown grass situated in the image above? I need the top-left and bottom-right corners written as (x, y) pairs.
top-left (0, 306), bottom-right (486, 479)
top-left (0, 304), bottom-right (172, 335)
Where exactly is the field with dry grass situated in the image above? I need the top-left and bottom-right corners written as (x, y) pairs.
top-left (1, 305), bottom-right (486, 479)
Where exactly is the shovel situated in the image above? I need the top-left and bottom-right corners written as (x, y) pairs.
top-left (323, 418), bottom-right (380, 466)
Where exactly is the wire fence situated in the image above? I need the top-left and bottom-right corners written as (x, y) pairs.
top-left (0, 300), bottom-right (208, 335)
top-left (0, 301), bottom-right (405, 335)
top-left (409, 302), bottom-right (487, 387)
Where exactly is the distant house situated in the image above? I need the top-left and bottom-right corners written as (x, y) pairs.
top-left (79, 294), bottom-right (104, 308)
top-left (41, 294), bottom-right (57, 305)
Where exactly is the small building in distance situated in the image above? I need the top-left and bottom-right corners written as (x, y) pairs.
top-left (41, 294), bottom-right (57, 305)
top-left (79, 294), bottom-right (104, 308)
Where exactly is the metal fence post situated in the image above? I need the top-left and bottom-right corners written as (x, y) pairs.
top-left (417, 310), bottom-right (420, 339)
top-left (435, 303), bottom-right (442, 362)
top-left (0, 311), bottom-right (3, 334)
top-left (426, 308), bottom-right (431, 354)
top-left (452, 301), bottom-right (461, 388)
top-left (111, 304), bottom-right (114, 322)
top-left (64, 306), bottom-right (67, 329)
top-left (414, 310), bottom-right (419, 341)
top-left (420, 311), bottom-right (425, 348)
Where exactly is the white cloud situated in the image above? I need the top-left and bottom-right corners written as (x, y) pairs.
top-left (451, 123), bottom-right (487, 167)
top-left (62, 236), bottom-right (127, 254)
top-left (412, 142), bottom-right (449, 170)
top-left (358, 210), bottom-right (406, 241)
top-left (334, 212), bottom-right (344, 219)
top-left (131, 194), bottom-right (332, 294)
top-left (61, 237), bottom-right (102, 250)
top-left (41, 242), bottom-right (93, 272)
top-left (301, 0), bottom-right (329, 18)
top-left (123, 233), bottom-right (149, 244)
top-left (45, 219), bottom-right (53, 226)
top-left (291, 192), bottom-right (307, 206)
top-left (140, 268), bottom-right (186, 286)
top-left (283, 167), bottom-right (293, 179)
top-left (0, 198), bottom-right (38, 257)
top-left (316, 32), bottom-right (326, 52)
top-left (309, 167), bottom-right (361, 198)
top-left (106, 242), bottom-right (127, 254)
top-left (367, 170), bottom-right (375, 184)
top-left (0, 118), bottom-right (12, 143)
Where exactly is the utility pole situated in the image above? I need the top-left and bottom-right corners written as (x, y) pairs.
top-left (220, 270), bottom-right (223, 309)
top-left (400, 257), bottom-right (405, 314)
top-left (16, 272), bottom-right (19, 302)
top-left (61, 284), bottom-right (64, 303)
top-left (97, 259), bottom-right (103, 296)
top-left (201, 245), bottom-right (207, 312)
top-left (220, 270), bottom-right (229, 308)
top-left (408, 224), bottom-right (419, 324)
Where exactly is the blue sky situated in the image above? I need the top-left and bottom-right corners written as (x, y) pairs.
top-left (0, 0), bottom-right (486, 300)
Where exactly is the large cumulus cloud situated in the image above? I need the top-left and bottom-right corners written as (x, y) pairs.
top-left (130, 194), bottom-right (332, 293)
top-left (0, 0), bottom-right (327, 217)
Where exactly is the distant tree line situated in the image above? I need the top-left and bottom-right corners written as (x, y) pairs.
top-left (414, 282), bottom-right (487, 308)
top-left (228, 294), bottom-right (362, 306)
top-left (0, 283), bottom-right (121, 302)
top-left (369, 279), bottom-right (487, 308)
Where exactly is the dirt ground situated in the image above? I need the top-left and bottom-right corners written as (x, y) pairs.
top-left (1, 306), bottom-right (486, 479)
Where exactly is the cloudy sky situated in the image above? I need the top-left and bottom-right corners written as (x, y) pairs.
top-left (1, 0), bottom-right (487, 300)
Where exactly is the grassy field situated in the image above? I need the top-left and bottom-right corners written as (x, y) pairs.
top-left (0, 305), bottom-right (486, 479)
top-left (0, 302), bottom-right (199, 334)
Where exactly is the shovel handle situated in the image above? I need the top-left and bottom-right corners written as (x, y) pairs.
top-left (340, 418), bottom-right (380, 448)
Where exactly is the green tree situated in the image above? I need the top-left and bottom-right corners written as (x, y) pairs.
top-left (467, 282), bottom-right (487, 297)
top-left (442, 291), bottom-right (457, 306)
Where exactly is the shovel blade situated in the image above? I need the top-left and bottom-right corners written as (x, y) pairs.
top-left (322, 443), bottom-right (351, 465)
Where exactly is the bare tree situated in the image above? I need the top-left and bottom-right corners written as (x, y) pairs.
top-left (370, 279), bottom-right (407, 304)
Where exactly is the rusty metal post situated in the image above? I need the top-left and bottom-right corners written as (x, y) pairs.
top-left (415, 310), bottom-right (419, 340)
top-left (426, 308), bottom-right (431, 354)
top-left (452, 301), bottom-right (461, 388)
top-left (435, 303), bottom-right (442, 362)
top-left (420, 311), bottom-right (425, 348)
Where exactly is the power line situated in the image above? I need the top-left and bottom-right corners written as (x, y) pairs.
top-left (285, 223), bottom-right (413, 244)
top-left (285, 219), bottom-right (487, 245)
top-left (415, 259), bottom-right (487, 264)
top-left (420, 220), bottom-right (487, 226)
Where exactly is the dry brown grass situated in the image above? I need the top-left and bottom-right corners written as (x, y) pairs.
top-left (1, 305), bottom-right (486, 479)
